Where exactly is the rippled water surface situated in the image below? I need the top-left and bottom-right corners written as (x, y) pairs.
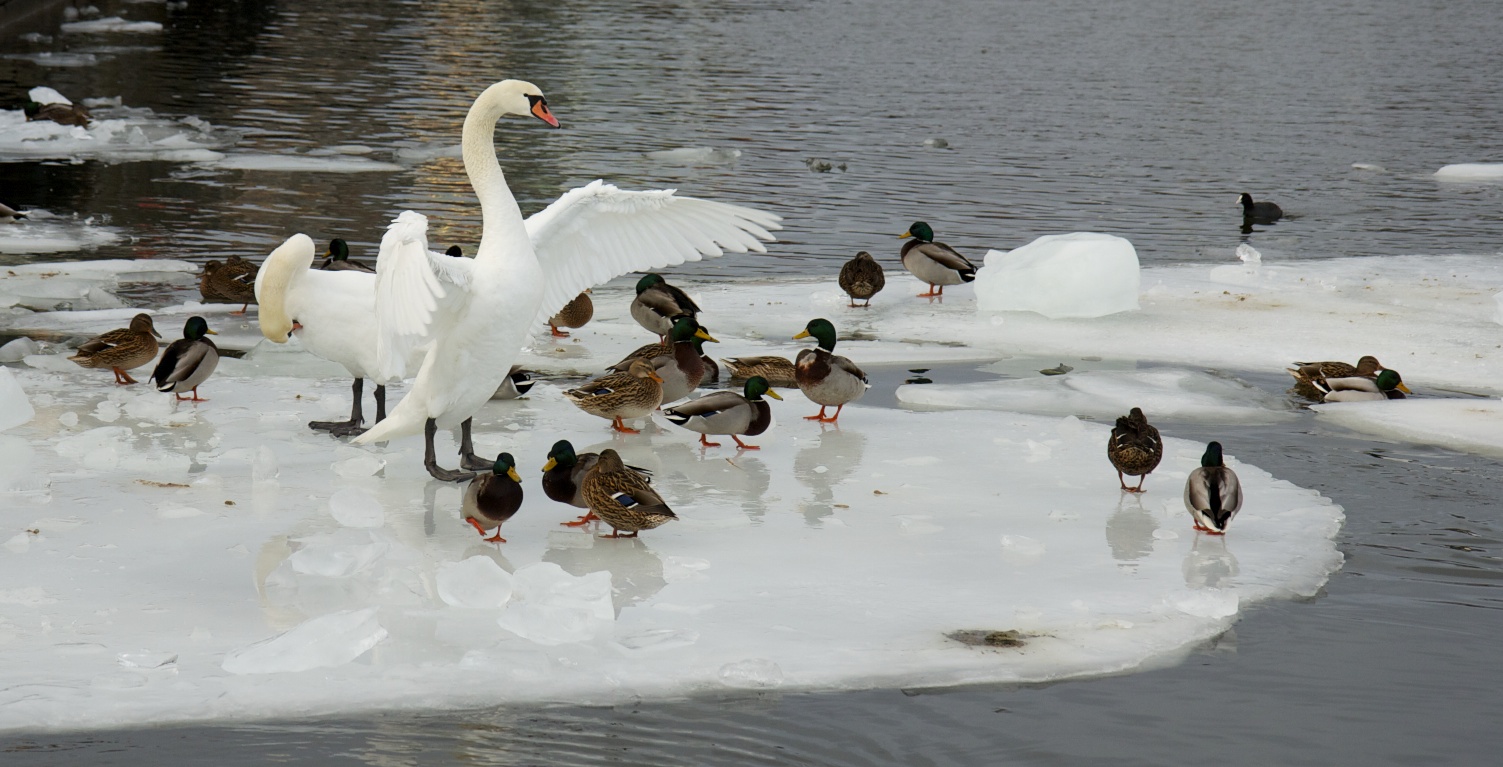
top-left (3, 0), bottom-right (1503, 763)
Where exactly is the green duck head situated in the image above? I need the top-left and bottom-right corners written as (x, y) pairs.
top-left (899, 221), bottom-right (935, 242)
top-left (1200, 441), bottom-right (1224, 468)
top-left (743, 375), bottom-right (783, 402)
top-left (668, 315), bottom-right (718, 345)
top-left (1374, 369), bottom-right (1411, 393)
top-left (445, 245), bottom-right (463, 257)
top-left (327, 238), bottom-right (351, 261)
top-left (636, 273), bottom-right (665, 295)
top-left (543, 440), bottom-right (576, 472)
top-left (493, 452), bottom-right (521, 482)
top-left (793, 318), bottom-right (838, 351)
top-left (182, 316), bottom-right (217, 340)
top-left (22, 101), bottom-right (41, 119)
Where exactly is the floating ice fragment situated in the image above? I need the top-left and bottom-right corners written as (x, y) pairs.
top-left (0, 369), bottom-right (35, 432)
top-left (27, 87), bottom-right (72, 105)
top-left (1434, 163), bottom-right (1503, 182)
top-left (328, 487), bottom-right (385, 528)
top-left (645, 146), bottom-right (741, 164)
top-left (0, 337), bottom-right (38, 362)
top-left (975, 233), bottom-right (1140, 318)
top-left (1351, 163), bottom-right (1385, 172)
top-left (118, 651), bottom-right (177, 669)
top-left (718, 658), bottom-right (784, 688)
top-left (1236, 243), bottom-right (1262, 265)
top-left (496, 563), bottom-right (613, 645)
top-left (208, 154), bottom-right (404, 172)
top-left (93, 400), bottom-right (121, 423)
top-left (221, 608), bottom-right (387, 675)
top-left (332, 453), bottom-right (385, 478)
top-left (60, 16), bottom-right (164, 33)
top-left (436, 556), bottom-right (515, 609)
top-left (288, 530), bottom-right (389, 578)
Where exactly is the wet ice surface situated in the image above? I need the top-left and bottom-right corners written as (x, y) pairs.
top-left (1313, 398), bottom-right (1503, 459)
top-left (0, 354), bottom-right (1342, 731)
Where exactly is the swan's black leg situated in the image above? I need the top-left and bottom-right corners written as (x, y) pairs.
top-left (311, 378), bottom-right (366, 437)
top-left (425, 418), bottom-right (475, 482)
top-left (459, 418), bottom-right (491, 471)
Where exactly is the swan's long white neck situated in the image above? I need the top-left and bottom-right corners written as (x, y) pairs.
top-left (462, 86), bottom-right (530, 264)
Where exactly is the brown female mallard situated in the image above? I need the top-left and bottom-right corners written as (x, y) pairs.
top-left (68, 312), bottom-right (161, 384)
top-left (606, 317), bottom-right (717, 405)
top-left (664, 375), bottom-right (781, 449)
top-left (794, 318), bottom-right (868, 422)
top-left (199, 255), bottom-right (258, 314)
top-left (723, 355), bottom-right (797, 388)
top-left (24, 100), bottom-right (91, 127)
top-left (897, 221), bottom-right (977, 297)
top-left (1107, 407), bottom-right (1163, 493)
top-left (630, 273), bottom-right (700, 340)
top-left (543, 439), bottom-right (652, 527)
top-left (461, 453), bottom-right (523, 543)
top-left (149, 316), bottom-right (219, 401)
top-left (563, 358), bottom-right (664, 433)
top-left (548, 290), bottom-right (594, 337)
top-left (838, 250), bottom-right (885, 307)
top-left (581, 448), bottom-right (677, 538)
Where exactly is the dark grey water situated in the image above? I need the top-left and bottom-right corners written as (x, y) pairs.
top-left (4, 0), bottom-right (1503, 763)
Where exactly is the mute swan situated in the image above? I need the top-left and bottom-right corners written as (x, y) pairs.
top-left (351, 79), bottom-right (781, 481)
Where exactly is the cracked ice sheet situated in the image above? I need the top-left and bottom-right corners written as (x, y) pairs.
top-left (0, 366), bottom-right (1341, 732)
top-left (1313, 398), bottom-right (1503, 459)
top-left (519, 253), bottom-right (1503, 393)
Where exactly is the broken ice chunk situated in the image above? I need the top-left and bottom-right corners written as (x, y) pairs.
top-left (0, 369), bottom-right (35, 432)
top-left (221, 607), bottom-right (387, 674)
top-left (718, 658), bottom-right (784, 688)
top-left (436, 556), bottom-right (514, 609)
top-left (328, 488), bottom-right (385, 528)
top-left (496, 563), bottom-right (613, 645)
top-left (975, 233), bottom-right (1140, 319)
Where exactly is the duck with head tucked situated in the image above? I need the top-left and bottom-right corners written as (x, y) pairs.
top-left (794, 318), bottom-right (868, 423)
top-left (897, 221), bottom-right (976, 298)
top-left (150, 316), bottom-right (219, 401)
top-left (838, 250), bottom-right (885, 307)
top-left (582, 448), bottom-right (677, 538)
top-left (461, 453), bottom-right (523, 543)
top-left (548, 290), bottom-right (593, 337)
top-left (68, 312), bottom-right (161, 384)
top-left (1107, 407), bottom-right (1163, 493)
top-left (200, 255), bottom-right (259, 314)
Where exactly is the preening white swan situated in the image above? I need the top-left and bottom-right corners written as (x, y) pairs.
top-left (351, 79), bottom-right (781, 481)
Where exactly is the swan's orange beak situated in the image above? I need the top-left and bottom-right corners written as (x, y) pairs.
top-left (532, 101), bottom-right (560, 128)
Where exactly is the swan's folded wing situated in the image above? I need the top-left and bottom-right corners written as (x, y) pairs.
top-left (526, 180), bottom-right (782, 326)
top-left (372, 211), bottom-right (473, 379)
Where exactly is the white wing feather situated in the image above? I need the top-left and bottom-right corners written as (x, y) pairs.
top-left (526, 180), bottom-right (782, 326)
top-left (373, 210), bottom-right (475, 380)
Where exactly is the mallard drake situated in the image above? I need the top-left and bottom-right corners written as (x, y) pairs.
top-left (606, 317), bottom-right (717, 405)
top-left (461, 453), bottom-right (523, 543)
top-left (1238, 193), bottom-right (1283, 223)
top-left (581, 448), bottom-right (677, 538)
top-left (665, 375), bottom-right (782, 449)
top-left (149, 316), bottom-right (219, 401)
top-left (1185, 441), bottom-right (1242, 534)
top-left (548, 290), bottom-right (593, 337)
top-left (563, 358), bottom-right (664, 433)
top-left (724, 355), bottom-right (797, 388)
top-left (838, 250), bottom-right (885, 307)
top-left (199, 255), bottom-right (258, 314)
top-left (24, 100), bottom-right (90, 127)
top-left (631, 273), bottom-right (700, 340)
top-left (898, 221), bottom-right (976, 297)
top-left (491, 365), bottom-right (536, 400)
top-left (542, 439), bottom-right (652, 527)
top-left (318, 238), bottom-right (376, 273)
top-left (0, 203), bottom-right (26, 224)
top-left (68, 312), bottom-right (161, 384)
top-left (1313, 368), bottom-right (1410, 402)
top-left (1287, 355), bottom-right (1383, 398)
top-left (1107, 407), bottom-right (1163, 492)
top-left (794, 318), bottom-right (869, 422)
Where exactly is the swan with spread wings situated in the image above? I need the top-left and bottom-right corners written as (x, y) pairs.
top-left (348, 79), bottom-right (781, 480)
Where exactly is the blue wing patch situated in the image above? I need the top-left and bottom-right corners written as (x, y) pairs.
top-left (611, 491), bottom-right (640, 509)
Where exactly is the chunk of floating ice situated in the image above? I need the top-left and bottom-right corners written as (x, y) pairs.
top-left (332, 453), bottom-right (385, 478)
top-left (437, 556), bottom-right (515, 609)
top-left (718, 658), bottom-right (784, 688)
top-left (897, 369), bottom-right (1290, 424)
top-left (644, 146), bottom-right (742, 164)
top-left (328, 488), bottom-right (385, 528)
top-left (207, 154), bottom-right (404, 172)
top-left (975, 233), bottom-right (1140, 319)
top-left (496, 563), bottom-right (614, 645)
top-left (1434, 163), bottom-right (1503, 182)
top-left (0, 369), bottom-right (35, 432)
top-left (1313, 399), bottom-right (1503, 459)
top-left (0, 109), bottom-right (233, 163)
top-left (0, 215), bottom-right (122, 255)
top-left (1351, 163), bottom-right (1386, 172)
top-left (28, 87), bottom-right (73, 105)
top-left (221, 608), bottom-right (387, 675)
top-left (288, 530), bottom-right (389, 578)
top-left (1236, 244), bottom-right (1262, 265)
top-left (0, 337), bottom-right (40, 362)
top-left (60, 17), bottom-right (163, 33)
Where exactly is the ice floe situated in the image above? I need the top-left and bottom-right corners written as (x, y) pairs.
top-left (0, 209), bottom-right (122, 255)
top-left (59, 16), bottom-right (164, 34)
top-left (1313, 398), bottom-right (1503, 459)
top-left (205, 154), bottom-right (405, 173)
top-left (0, 104), bottom-right (235, 163)
top-left (0, 368), bottom-right (34, 431)
top-left (0, 260), bottom-right (196, 313)
top-left (1434, 163), bottom-right (1503, 182)
top-left (0, 362), bottom-right (1342, 731)
top-left (974, 233), bottom-right (1141, 319)
top-left (644, 147), bottom-right (743, 164)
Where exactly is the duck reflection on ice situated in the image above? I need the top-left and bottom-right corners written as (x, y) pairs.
top-left (1183, 533), bottom-right (1239, 589)
top-left (1105, 492), bottom-right (1157, 565)
top-left (543, 530), bottom-right (666, 617)
top-left (794, 424), bottom-right (867, 526)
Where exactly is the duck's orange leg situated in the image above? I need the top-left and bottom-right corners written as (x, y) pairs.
top-left (731, 435), bottom-right (760, 450)
top-left (818, 404), bottom-right (845, 423)
top-left (611, 416), bottom-right (641, 434)
top-left (562, 512), bottom-right (598, 528)
top-left (803, 405), bottom-right (829, 421)
top-left (550, 323), bottom-right (571, 338)
top-left (699, 434), bottom-right (722, 448)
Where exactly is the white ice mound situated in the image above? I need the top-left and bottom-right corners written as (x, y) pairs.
top-left (897, 369), bottom-right (1290, 423)
top-left (0, 106), bottom-right (234, 164)
top-left (0, 369), bottom-right (35, 432)
top-left (496, 563), bottom-right (614, 645)
top-left (644, 146), bottom-right (742, 164)
top-left (1434, 163), bottom-right (1503, 182)
top-left (60, 16), bottom-right (163, 33)
top-left (975, 233), bottom-right (1140, 319)
top-left (27, 87), bottom-right (73, 105)
top-left (222, 608), bottom-right (388, 675)
top-left (437, 557), bottom-right (515, 609)
top-left (1313, 398), bottom-right (1503, 459)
